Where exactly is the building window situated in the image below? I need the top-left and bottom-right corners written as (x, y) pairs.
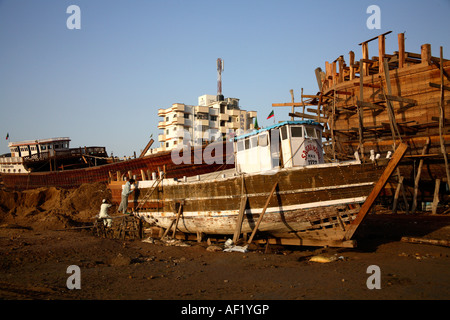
top-left (197, 113), bottom-right (208, 120)
top-left (210, 115), bottom-right (217, 121)
top-left (184, 113), bottom-right (190, 119)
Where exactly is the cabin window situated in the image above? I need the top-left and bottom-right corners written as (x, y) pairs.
top-left (237, 140), bottom-right (244, 152)
top-left (291, 126), bottom-right (303, 138)
top-left (48, 145), bottom-right (52, 150)
top-left (280, 126), bottom-right (288, 140)
top-left (244, 138), bottom-right (250, 150)
top-left (258, 133), bottom-right (268, 147)
top-left (305, 127), bottom-right (317, 138)
top-left (250, 136), bottom-right (257, 148)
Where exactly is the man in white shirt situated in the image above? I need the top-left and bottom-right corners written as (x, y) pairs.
top-left (118, 178), bottom-right (136, 214)
top-left (99, 199), bottom-right (113, 227)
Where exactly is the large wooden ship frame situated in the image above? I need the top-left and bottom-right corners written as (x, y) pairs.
top-left (273, 31), bottom-right (450, 214)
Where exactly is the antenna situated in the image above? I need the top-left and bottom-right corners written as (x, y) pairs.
top-left (217, 58), bottom-right (224, 101)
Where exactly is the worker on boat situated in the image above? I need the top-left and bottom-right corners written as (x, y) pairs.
top-left (118, 178), bottom-right (136, 215)
top-left (99, 199), bottom-right (113, 227)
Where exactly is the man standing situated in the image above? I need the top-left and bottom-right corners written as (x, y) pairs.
top-left (99, 199), bottom-right (113, 227)
top-left (118, 178), bottom-right (136, 214)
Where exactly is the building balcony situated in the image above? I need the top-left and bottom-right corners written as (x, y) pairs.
top-left (219, 113), bottom-right (229, 121)
top-left (248, 111), bottom-right (257, 118)
top-left (172, 103), bottom-right (185, 112)
top-left (195, 106), bottom-right (209, 114)
top-left (194, 119), bottom-right (209, 127)
top-left (158, 134), bottom-right (166, 142)
top-left (227, 109), bottom-right (241, 116)
top-left (158, 108), bottom-right (168, 117)
top-left (158, 121), bottom-right (166, 129)
top-left (227, 122), bottom-right (240, 130)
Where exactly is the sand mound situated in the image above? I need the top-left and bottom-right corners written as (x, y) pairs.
top-left (0, 182), bottom-right (112, 230)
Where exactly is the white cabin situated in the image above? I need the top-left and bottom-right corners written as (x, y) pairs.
top-left (234, 120), bottom-right (324, 174)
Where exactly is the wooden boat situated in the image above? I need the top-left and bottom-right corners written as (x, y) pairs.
top-left (109, 121), bottom-right (407, 247)
top-left (0, 137), bottom-right (233, 190)
top-left (273, 31), bottom-right (449, 212)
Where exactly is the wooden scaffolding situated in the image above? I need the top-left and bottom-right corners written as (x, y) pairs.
top-left (273, 31), bottom-right (450, 214)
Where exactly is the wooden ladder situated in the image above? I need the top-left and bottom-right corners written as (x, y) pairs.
top-left (134, 174), bottom-right (164, 212)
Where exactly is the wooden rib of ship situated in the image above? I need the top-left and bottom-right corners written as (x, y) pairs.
top-left (273, 31), bottom-right (450, 214)
top-left (0, 137), bottom-right (233, 190)
top-left (109, 120), bottom-right (407, 247)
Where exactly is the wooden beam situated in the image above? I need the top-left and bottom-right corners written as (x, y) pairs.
top-left (344, 143), bottom-right (408, 240)
top-left (398, 33), bottom-right (405, 68)
top-left (378, 94), bottom-right (417, 105)
top-left (357, 100), bottom-right (385, 111)
top-left (432, 179), bottom-right (441, 214)
top-left (290, 89), bottom-right (295, 121)
top-left (392, 176), bottom-right (404, 214)
top-left (289, 112), bottom-right (327, 122)
top-left (172, 202), bottom-right (184, 238)
top-left (411, 138), bottom-right (430, 213)
top-left (358, 60), bottom-right (365, 155)
top-left (421, 44), bottom-right (432, 65)
top-left (139, 138), bottom-right (154, 158)
top-left (233, 175), bottom-right (247, 243)
top-left (429, 82), bottom-right (450, 91)
top-left (272, 102), bottom-right (305, 107)
top-left (362, 43), bottom-right (369, 76)
top-left (358, 31), bottom-right (392, 45)
top-left (248, 180), bottom-right (279, 245)
top-left (378, 34), bottom-right (385, 74)
top-left (349, 51), bottom-right (355, 80)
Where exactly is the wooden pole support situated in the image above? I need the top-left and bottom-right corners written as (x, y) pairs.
top-left (247, 180), bottom-right (279, 245)
top-left (344, 143), bottom-right (408, 240)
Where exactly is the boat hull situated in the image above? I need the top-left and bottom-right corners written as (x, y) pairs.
top-left (1, 141), bottom-right (234, 190)
top-left (109, 160), bottom-right (388, 246)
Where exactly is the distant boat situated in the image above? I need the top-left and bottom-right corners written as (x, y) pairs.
top-left (0, 137), bottom-right (232, 190)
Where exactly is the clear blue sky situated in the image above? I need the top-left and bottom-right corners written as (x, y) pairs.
top-left (1, 0), bottom-right (449, 157)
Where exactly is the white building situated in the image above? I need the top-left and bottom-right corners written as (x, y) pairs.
top-left (150, 95), bottom-right (257, 153)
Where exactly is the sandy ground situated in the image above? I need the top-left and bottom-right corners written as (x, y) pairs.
top-left (0, 183), bottom-right (449, 313)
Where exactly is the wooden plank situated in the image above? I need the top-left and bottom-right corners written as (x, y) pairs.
top-left (256, 238), bottom-right (356, 248)
top-left (233, 175), bottom-right (247, 243)
top-left (378, 94), bottom-right (417, 105)
top-left (358, 31), bottom-right (392, 45)
top-left (378, 35), bottom-right (385, 74)
top-left (411, 138), bottom-right (430, 213)
top-left (357, 100), bottom-right (385, 111)
top-left (139, 138), bottom-right (154, 158)
top-left (358, 60), bottom-right (365, 155)
top-left (398, 33), bottom-right (405, 68)
top-left (247, 180), bottom-right (279, 245)
top-left (289, 112), bottom-right (327, 122)
top-left (344, 143), bottom-right (408, 240)
top-left (401, 237), bottom-right (450, 248)
top-left (272, 102), bottom-right (305, 107)
top-left (429, 82), bottom-right (450, 91)
top-left (172, 203), bottom-right (184, 238)
top-left (392, 175), bottom-right (404, 214)
top-left (432, 179), bottom-right (440, 214)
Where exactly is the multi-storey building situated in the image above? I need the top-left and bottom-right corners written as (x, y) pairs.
top-left (151, 94), bottom-right (257, 153)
